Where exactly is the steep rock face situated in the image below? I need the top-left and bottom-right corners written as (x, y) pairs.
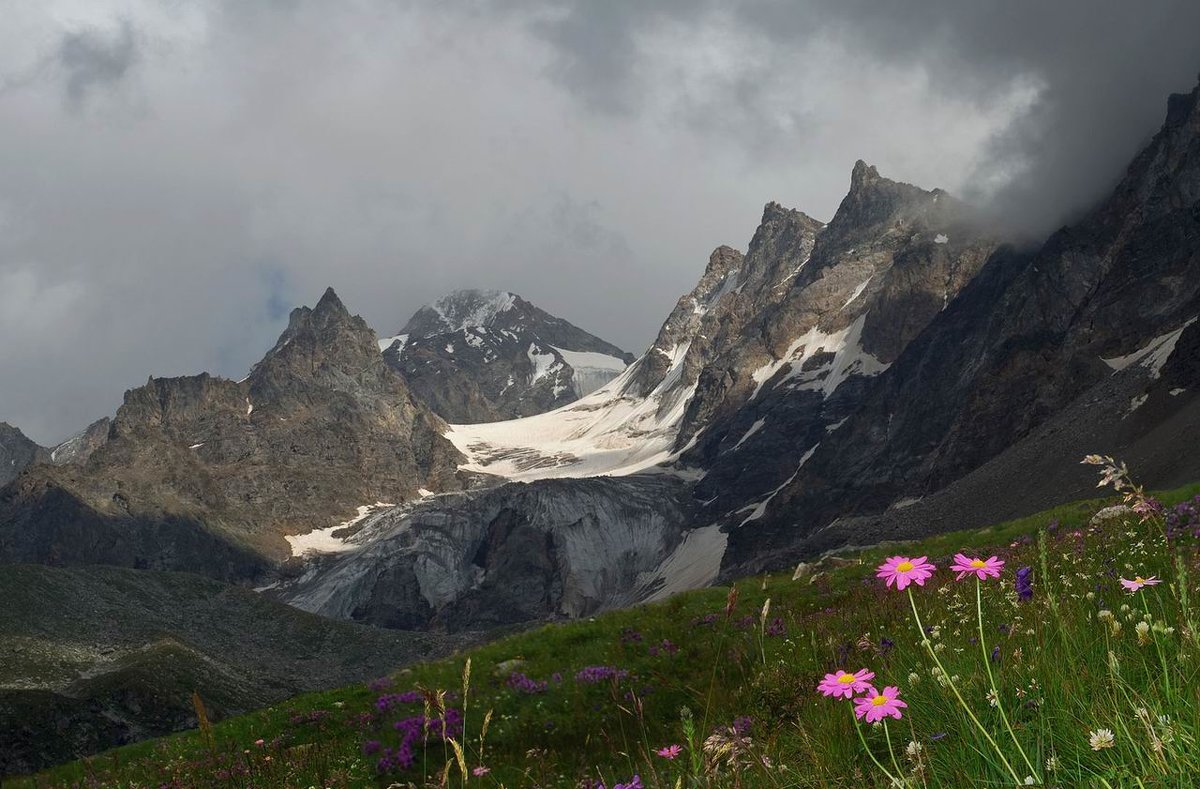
top-left (680, 163), bottom-right (997, 517)
top-left (0, 424), bottom-right (48, 488)
top-left (277, 476), bottom-right (701, 631)
top-left (724, 80), bottom-right (1200, 574)
top-left (0, 288), bottom-right (464, 578)
top-left (381, 290), bottom-right (634, 422)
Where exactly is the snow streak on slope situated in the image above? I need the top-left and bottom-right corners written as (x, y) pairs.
top-left (749, 314), bottom-right (889, 400)
top-left (446, 344), bottom-right (693, 482)
top-left (1102, 317), bottom-right (1198, 378)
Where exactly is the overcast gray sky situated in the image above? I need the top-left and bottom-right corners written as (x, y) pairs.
top-left (1, 1), bottom-right (1197, 444)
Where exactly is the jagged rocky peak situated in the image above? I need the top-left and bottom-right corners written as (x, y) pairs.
top-left (0, 287), bottom-right (464, 578)
top-left (381, 288), bottom-right (635, 423)
top-left (813, 160), bottom-right (974, 262)
top-left (0, 423), bottom-right (49, 487)
top-left (680, 160), bottom-right (999, 508)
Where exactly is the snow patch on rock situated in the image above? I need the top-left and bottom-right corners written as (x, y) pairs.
top-left (285, 502), bottom-right (396, 557)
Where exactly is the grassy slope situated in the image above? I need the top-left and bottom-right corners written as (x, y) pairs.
top-left (17, 480), bottom-right (1200, 788)
top-left (0, 565), bottom-right (472, 776)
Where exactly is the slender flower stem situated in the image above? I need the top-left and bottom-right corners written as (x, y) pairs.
top-left (883, 719), bottom-right (906, 784)
top-left (907, 587), bottom-right (1023, 785)
top-left (853, 709), bottom-right (902, 787)
top-left (1139, 592), bottom-right (1172, 696)
top-left (976, 578), bottom-right (1039, 781)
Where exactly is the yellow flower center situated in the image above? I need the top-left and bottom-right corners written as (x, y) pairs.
top-left (897, 561), bottom-right (914, 572)
top-left (1134, 577), bottom-right (1146, 584)
top-left (871, 695), bottom-right (888, 706)
top-left (970, 559), bottom-right (986, 568)
top-left (838, 674), bottom-right (855, 684)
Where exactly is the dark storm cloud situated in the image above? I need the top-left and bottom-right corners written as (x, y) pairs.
top-left (529, 0), bottom-right (1200, 234)
top-left (58, 21), bottom-right (139, 108)
top-left (0, 1), bottom-right (1196, 444)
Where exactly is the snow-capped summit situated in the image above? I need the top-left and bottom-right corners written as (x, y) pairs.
top-left (380, 290), bottom-right (635, 422)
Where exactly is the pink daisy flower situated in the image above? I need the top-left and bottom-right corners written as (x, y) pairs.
top-left (949, 553), bottom-right (1005, 581)
top-left (876, 556), bottom-right (936, 590)
top-left (853, 686), bottom-right (908, 723)
top-left (817, 668), bottom-right (876, 699)
top-left (655, 744), bottom-right (683, 759)
top-left (1120, 575), bottom-right (1162, 592)
top-left (472, 766), bottom-right (491, 777)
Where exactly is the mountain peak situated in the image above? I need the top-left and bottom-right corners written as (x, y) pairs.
top-left (703, 245), bottom-right (743, 280)
top-left (385, 289), bottom-right (633, 422)
top-left (849, 159), bottom-right (882, 190)
top-left (313, 286), bottom-right (350, 319)
top-left (819, 161), bottom-right (955, 251)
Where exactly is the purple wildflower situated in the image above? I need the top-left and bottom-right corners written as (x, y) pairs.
top-left (506, 671), bottom-right (548, 694)
top-left (575, 666), bottom-right (629, 684)
top-left (1015, 566), bottom-right (1033, 601)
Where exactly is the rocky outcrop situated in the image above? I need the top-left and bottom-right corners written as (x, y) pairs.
top-left (381, 290), bottom-right (634, 422)
top-left (0, 288), bottom-right (464, 578)
top-left (0, 424), bottom-right (48, 488)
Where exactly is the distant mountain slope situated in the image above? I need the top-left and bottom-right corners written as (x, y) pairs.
top-left (0, 288), bottom-right (463, 580)
top-left (0, 424), bottom-right (48, 488)
top-left (0, 564), bottom-right (470, 776)
top-left (380, 290), bottom-right (634, 422)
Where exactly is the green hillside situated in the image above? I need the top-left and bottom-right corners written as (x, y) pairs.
top-left (0, 565), bottom-right (472, 776)
top-left (18, 465), bottom-right (1200, 787)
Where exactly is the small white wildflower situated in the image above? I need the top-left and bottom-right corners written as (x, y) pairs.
top-left (1089, 728), bottom-right (1116, 750)
top-left (904, 740), bottom-right (923, 763)
top-left (1024, 776), bottom-right (1035, 785)
top-left (907, 672), bottom-right (920, 685)
top-left (1097, 609), bottom-right (1114, 622)
top-left (986, 689), bottom-right (999, 708)
top-left (1045, 755), bottom-right (1059, 772)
